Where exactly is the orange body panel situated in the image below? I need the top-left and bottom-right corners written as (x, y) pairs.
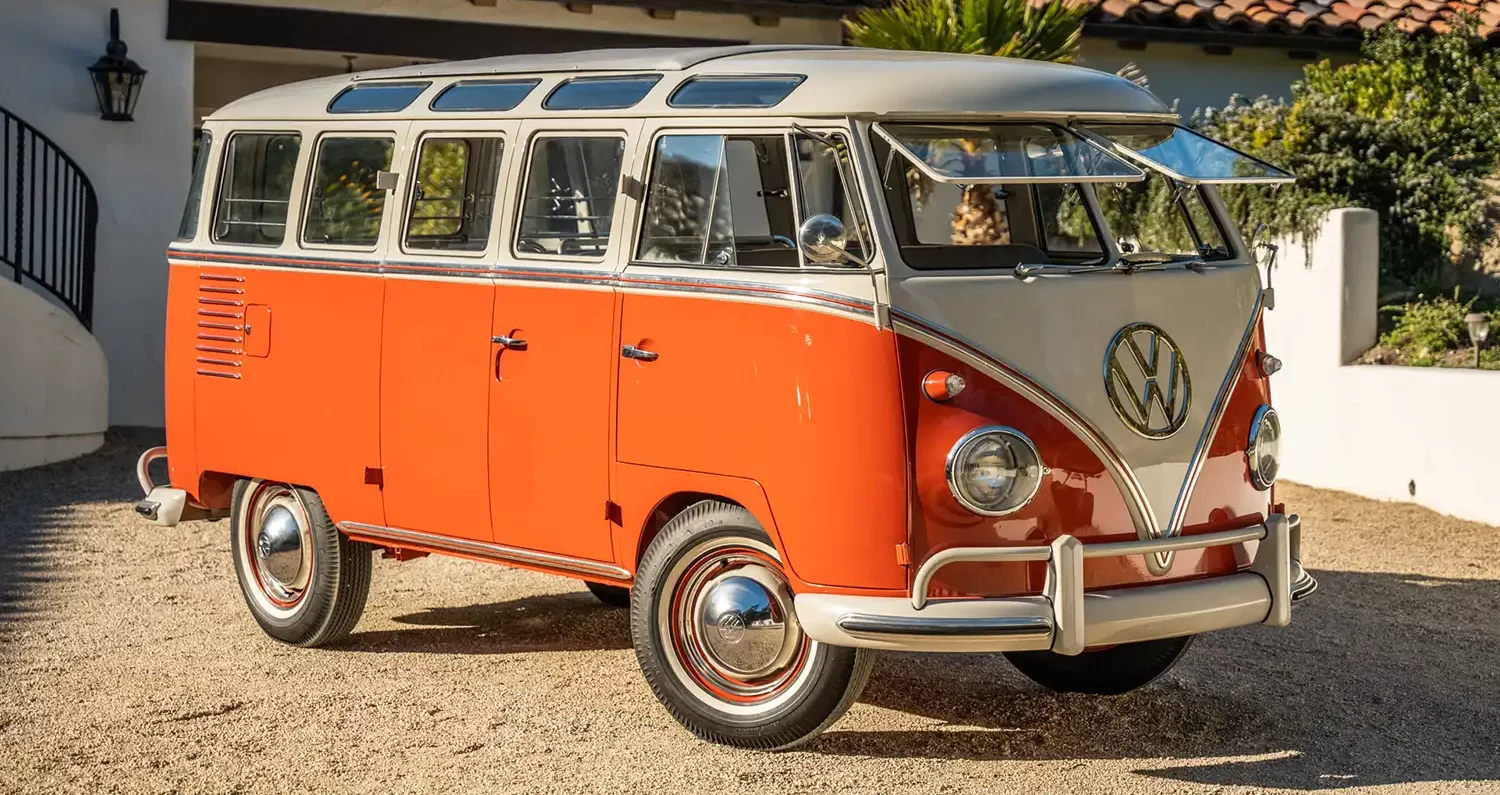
top-left (488, 282), bottom-right (617, 562)
top-left (180, 258), bottom-right (385, 526)
top-left (165, 247), bottom-right (1277, 602)
top-left (380, 275), bottom-right (495, 541)
top-left (164, 263), bottom-right (200, 498)
top-left (616, 293), bottom-right (908, 590)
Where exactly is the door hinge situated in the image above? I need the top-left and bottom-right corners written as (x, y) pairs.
top-left (895, 543), bottom-right (911, 566)
top-left (364, 467), bottom-right (384, 488)
top-left (605, 500), bottom-right (623, 525)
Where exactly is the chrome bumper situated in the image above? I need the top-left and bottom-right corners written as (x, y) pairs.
top-left (133, 447), bottom-right (223, 527)
top-left (795, 514), bottom-right (1316, 655)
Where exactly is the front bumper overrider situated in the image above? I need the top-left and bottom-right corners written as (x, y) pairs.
top-left (795, 514), bottom-right (1316, 655)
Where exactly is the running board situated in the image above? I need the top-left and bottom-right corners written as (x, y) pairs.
top-left (338, 522), bottom-right (632, 583)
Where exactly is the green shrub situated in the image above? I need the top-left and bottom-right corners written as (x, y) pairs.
top-left (1374, 289), bottom-right (1500, 367)
top-left (1191, 19), bottom-right (1500, 296)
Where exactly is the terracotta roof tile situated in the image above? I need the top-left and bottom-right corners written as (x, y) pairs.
top-left (1069, 0), bottom-right (1500, 42)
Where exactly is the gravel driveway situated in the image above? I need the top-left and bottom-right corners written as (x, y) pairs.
top-left (2, 430), bottom-right (1497, 794)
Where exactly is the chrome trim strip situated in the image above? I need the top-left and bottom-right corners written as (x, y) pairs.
top-left (870, 121), bottom-right (1147, 185)
top-left (890, 309), bottom-right (1160, 546)
top-left (165, 250), bottom-right (876, 319)
top-left (338, 521), bottom-right (633, 582)
top-left (1163, 292), bottom-right (1266, 541)
top-left (196, 369), bottom-right (241, 379)
top-left (837, 613), bottom-right (1052, 638)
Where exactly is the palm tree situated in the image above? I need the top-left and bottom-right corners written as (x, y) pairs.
top-left (846, 0), bottom-right (1095, 244)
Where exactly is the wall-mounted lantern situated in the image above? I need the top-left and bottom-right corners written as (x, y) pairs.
top-left (87, 8), bottom-right (147, 121)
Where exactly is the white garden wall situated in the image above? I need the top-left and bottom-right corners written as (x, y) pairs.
top-left (1262, 209), bottom-right (1500, 527)
top-left (0, 278), bottom-right (109, 471)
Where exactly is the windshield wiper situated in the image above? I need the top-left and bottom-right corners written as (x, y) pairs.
top-left (1117, 251), bottom-right (1207, 272)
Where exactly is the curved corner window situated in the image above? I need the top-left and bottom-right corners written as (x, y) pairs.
top-left (667, 75), bottom-right (805, 109)
top-left (542, 75), bottom-right (661, 111)
top-left (431, 79), bottom-right (540, 112)
top-left (328, 82), bottom-right (430, 114)
top-left (177, 130), bottom-right (213, 241)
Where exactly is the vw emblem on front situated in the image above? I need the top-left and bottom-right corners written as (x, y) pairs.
top-left (1103, 323), bottom-right (1192, 439)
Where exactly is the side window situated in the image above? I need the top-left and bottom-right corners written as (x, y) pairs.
top-left (637, 134), bottom-right (799, 268)
top-left (212, 132), bottom-right (301, 246)
top-left (303, 136), bottom-right (395, 248)
top-left (1035, 184), bottom-right (1103, 256)
top-left (177, 129), bottom-right (213, 242)
top-left (404, 136), bottom-right (504, 253)
top-left (515, 136), bottom-right (625, 259)
top-left (793, 134), bottom-right (868, 260)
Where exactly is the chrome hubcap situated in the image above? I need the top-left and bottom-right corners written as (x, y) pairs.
top-left (256, 505), bottom-right (305, 589)
top-left (668, 542), bottom-right (809, 704)
top-left (696, 573), bottom-right (795, 677)
top-left (246, 486), bottom-right (314, 607)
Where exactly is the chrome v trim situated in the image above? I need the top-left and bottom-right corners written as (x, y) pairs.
top-left (339, 522), bottom-right (632, 582)
top-left (1162, 291), bottom-right (1267, 543)
top-left (889, 309), bottom-right (1161, 547)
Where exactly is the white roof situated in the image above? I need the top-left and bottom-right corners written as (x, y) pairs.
top-left (210, 46), bottom-right (1174, 122)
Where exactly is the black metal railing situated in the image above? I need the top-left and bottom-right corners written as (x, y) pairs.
top-left (1, 107), bottom-right (98, 329)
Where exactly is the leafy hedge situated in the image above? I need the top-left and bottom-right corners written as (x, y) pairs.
top-left (1194, 19), bottom-right (1500, 297)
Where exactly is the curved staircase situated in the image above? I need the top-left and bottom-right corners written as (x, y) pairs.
top-left (1, 106), bottom-right (107, 471)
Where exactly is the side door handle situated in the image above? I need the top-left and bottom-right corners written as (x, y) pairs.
top-left (492, 335), bottom-right (527, 351)
top-left (621, 345), bottom-right (658, 362)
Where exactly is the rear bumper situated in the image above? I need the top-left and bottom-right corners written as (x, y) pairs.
top-left (133, 447), bottom-right (224, 526)
top-left (795, 514), bottom-right (1315, 655)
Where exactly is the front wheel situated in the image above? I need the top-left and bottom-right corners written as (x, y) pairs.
top-left (230, 480), bottom-right (371, 647)
top-left (630, 500), bottom-right (872, 750)
top-left (1004, 635), bottom-right (1194, 695)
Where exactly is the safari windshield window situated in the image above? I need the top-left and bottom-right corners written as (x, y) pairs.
top-left (872, 123), bottom-right (1233, 270)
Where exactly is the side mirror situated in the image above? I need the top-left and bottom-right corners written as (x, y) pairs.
top-left (798, 214), bottom-right (848, 264)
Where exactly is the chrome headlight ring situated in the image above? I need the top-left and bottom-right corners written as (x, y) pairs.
top-left (1246, 404), bottom-right (1281, 491)
top-left (944, 425), bottom-right (1047, 517)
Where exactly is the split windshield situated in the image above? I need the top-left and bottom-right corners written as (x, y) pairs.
top-left (872, 122), bottom-right (1254, 271)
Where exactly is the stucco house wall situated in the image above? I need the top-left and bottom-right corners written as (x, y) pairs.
top-left (1078, 39), bottom-right (1353, 115)
top-left (0, 0), bottom-right (193, 429)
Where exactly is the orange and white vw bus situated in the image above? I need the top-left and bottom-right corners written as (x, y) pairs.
top-left (137, 45), bottom-right (1315, 749)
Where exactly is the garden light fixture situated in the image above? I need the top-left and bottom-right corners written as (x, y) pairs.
top-left (1465, 312), bottom-right (1490, 368)
top-left (87, 9), bottom-right (147, 121)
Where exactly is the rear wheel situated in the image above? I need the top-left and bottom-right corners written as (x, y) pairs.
top-left (630, 500), bottom-right (872, 750)
top-left (1004, 635), bottom-right (1194, 695)
top-left (585, 580), bottom-right (631, 608)
top-left (230, 480), bottom-right (371, 647)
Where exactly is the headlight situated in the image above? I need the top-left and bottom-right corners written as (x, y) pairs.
top-left (945, 426), bottom-right (1045, 516)
top-left (1247, 405), bottom-right (1281, 490)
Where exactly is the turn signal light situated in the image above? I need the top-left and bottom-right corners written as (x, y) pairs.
top-left (923, 370), bottom-right (966, 402)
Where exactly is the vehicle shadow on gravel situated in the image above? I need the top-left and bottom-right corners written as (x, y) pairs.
top-left (0, 428), bottom-right (161, 659)
top-left (810, 568), bottom-right (1500, 791)
top-left (337, 594), bottom-right (633, 655)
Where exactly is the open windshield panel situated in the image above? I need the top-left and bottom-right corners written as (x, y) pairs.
top-left (870, 123), bottom-right (1241, 272)
top-left (873, 123), bottom-right (1145, 184)
top-left (1077, 124), bottom-right (1294, 184)
top-left (871, 126), bottom-right (1113, 270)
